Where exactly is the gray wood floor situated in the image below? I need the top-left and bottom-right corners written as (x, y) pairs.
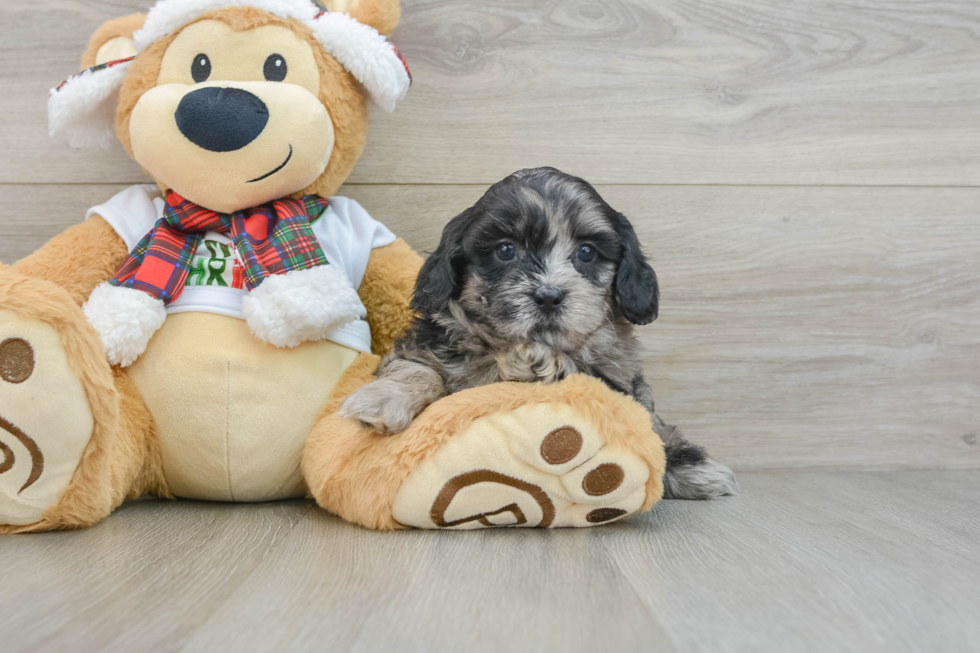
top-left (2, 471), bottom-right (978, 653)
top-left (2, 1), bottom-right (979, 651)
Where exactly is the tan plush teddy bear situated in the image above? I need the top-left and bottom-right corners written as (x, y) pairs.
top-left (0, 0), bottom-right (665, 533)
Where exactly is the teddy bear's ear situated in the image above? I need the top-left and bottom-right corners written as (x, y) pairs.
top-left (309, 2), bottom-right (412, 112)
top-left (323, 0), bottom-right (401, 37)
top-left (80, 14), bottom-right (145, 70)
top-left (49, 14), bottom-right (145, 150)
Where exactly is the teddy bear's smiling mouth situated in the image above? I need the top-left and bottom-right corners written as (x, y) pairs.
top-left (247, 144), bottom-right (293, 183)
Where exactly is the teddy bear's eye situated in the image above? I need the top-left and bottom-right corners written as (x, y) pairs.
top-left (264, 54), bottom-right (288, 82)
top-left (191, 54), bottom-right (211, 83)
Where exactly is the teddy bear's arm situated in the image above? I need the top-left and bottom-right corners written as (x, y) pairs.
top-left (13, 215), bottom-right (129, 306)
top-left (358, 238), bottom-right (423, 356)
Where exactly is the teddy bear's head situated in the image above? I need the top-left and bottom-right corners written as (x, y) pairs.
top-left (49, 0), bottom-right (409, 213)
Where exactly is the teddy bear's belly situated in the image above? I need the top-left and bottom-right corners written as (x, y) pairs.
top-left (127, 312), bottom-right (359, 502)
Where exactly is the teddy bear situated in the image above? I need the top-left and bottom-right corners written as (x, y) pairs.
top-left (0, 0), bottom-right (666, 533)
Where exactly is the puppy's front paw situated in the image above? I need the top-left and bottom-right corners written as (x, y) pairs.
top-left (338, 381), bottom-right (419, 435)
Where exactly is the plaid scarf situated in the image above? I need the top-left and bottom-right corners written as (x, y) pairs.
top-left (110, 192), bottom-right (330, 303)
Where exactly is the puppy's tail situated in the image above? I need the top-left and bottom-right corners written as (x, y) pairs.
top-left (653, 417), bottom-right (739, 500)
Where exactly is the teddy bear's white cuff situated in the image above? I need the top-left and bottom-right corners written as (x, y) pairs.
top-left (83, 283), bottom-right (167, 367)
top-left (241, 265), bottom-right (364, 348)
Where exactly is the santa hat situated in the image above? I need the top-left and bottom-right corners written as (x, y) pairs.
top-left (49, 0), bottom-right (412, 149)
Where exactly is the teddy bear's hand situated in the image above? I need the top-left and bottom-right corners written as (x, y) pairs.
top-left (338, 359), bottom-right (445, 434)
top-left (242, 266), bottom-right (364, 348)
top-left (83, 283), bottom-right (166, 367)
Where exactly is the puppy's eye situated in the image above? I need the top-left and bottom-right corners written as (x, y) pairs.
top-left (191, 54), bottom-right (211, 83)
top-left (496, 242), bottom-right (516, 261)
top-left (264, 54), bottom-right (288, 82)
top-left (576, 244), bottom-right (596, 263)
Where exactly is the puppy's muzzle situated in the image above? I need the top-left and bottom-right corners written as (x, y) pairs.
top-left (175, 87), bottom-right (269, 153)
top-left (533, 286), bottom-right (565, 313)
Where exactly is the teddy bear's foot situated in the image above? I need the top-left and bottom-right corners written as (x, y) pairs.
top-left (392, 403), bottom-right (654, 529)
top-left (0, 309), bottom-right (94, 526)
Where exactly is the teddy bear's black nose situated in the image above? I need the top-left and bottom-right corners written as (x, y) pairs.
top-left (175, 87), bottom-right (269, 152)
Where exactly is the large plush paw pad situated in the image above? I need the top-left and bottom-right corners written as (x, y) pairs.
top-left (392, 404), bottom-right (653, 529)
top-left (0, 310), bottom-right (93, 526)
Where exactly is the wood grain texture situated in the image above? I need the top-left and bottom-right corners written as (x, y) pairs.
top-left (1, 471), bottom-right (978, 653)
top-left (2, 3), bottom-right (978, 651)
top-left (0, 500), bottom-right (314, 652)
top-left (3, 0), bottom-right (980, 185)
top-left (2, 183), bottom-right (977, 471)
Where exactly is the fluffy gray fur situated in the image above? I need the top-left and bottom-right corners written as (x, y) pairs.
top-left (340, 167), bottom-right (737, 499)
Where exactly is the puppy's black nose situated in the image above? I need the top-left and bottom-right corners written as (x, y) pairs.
top-left (175, 87), bottom-right (269, 152)
top-left (533, 286), bottom-right (565, 312)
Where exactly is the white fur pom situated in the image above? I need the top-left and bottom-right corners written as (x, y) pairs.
top-left (241, 265), bottom-right (364, 348)
top-left (83, 283), bottom-right (167, 367)
top-left (48, 60), bottom-right (132, 150)
top-left (308, 12), bottom-right (411, 112)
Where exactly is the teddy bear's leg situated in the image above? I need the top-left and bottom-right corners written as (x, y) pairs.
top-left (0, 267), bottom-right (166, 533)
top-left (303, 356), bottom-right (666, 530)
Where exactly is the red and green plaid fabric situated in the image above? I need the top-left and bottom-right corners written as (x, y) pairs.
top-left (110, 192), bottom-right (330, 304)
top-left (55, 56), bottom-right (135, 93)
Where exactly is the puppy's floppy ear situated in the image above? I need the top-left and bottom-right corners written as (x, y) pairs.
top-left (411, 207), bottom-right (478, 315)
top-left (613, 212), bottom-right (659, 324)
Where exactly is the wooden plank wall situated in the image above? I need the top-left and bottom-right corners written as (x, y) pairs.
top-left (0, 0), bottom-right (977, 470)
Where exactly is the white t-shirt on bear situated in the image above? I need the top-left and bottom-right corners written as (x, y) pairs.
top-left (87, 184), bottom-right (396, 354)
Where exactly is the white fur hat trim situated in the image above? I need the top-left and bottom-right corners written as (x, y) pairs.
top-left (132, 0), bottom-right (320, 51)
top-left (49, 0), bottom-right (411, 148)
top-left (308, 11), bottom-right (410, 113)
top-left (48, 57), bottom-right (133, 150)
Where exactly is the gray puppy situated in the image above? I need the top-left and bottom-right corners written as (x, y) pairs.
top-left (341, 167), bottom-right (737, 499)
